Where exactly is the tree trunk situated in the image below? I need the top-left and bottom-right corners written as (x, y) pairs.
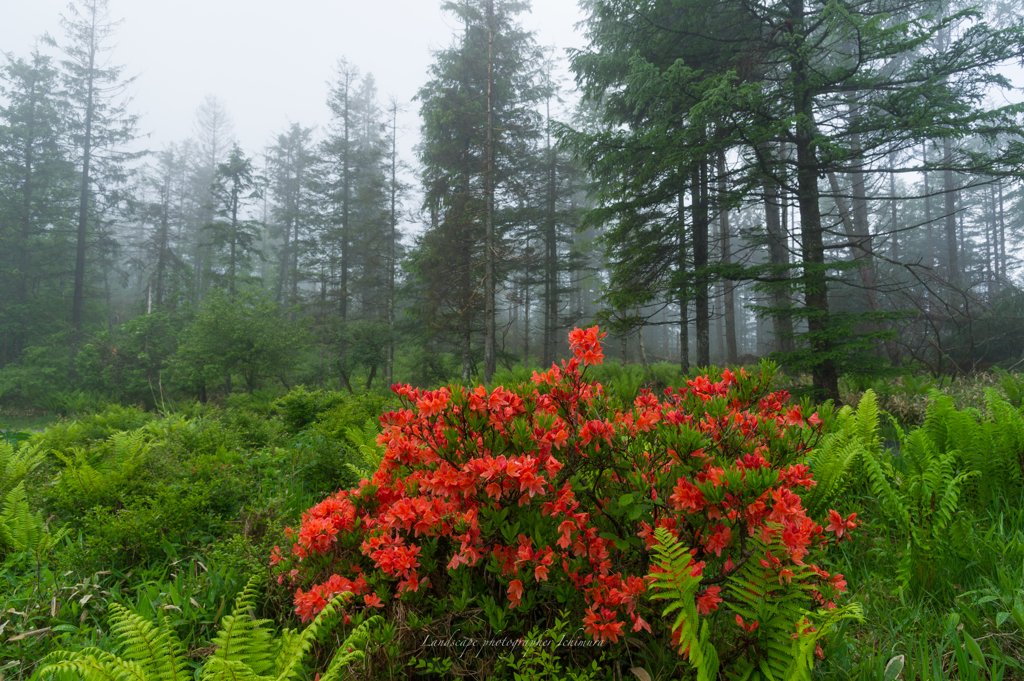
top-left (942, 137), bottom-right (958, 281)
top-left (762, 142), bottom-right (795, 356)
top-left (72, 48), bottom-right (96, 335)
top-left (790, 0), bottom-right (839, 402)
top-left (717, 150), bottom-right (737, 364)
top-left (678, 192), bottom-right (690, 373)
top-left (924, 144), bottom-right (934, 271)
top-left (692, 161), bottom-right (710, 367)
top-left (483, 0), bottom-right (497, 382)
top-left (826, 170), bottom-right (879, 312)
top-left (229, 183), bottom-right (238, 296)
top-left (544, 96), bottom-right (558, 367)
top-left (387, 99), bottom-right (399, 387)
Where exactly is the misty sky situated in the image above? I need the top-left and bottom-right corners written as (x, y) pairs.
top-left (4, 0), bottom-right (587, 170)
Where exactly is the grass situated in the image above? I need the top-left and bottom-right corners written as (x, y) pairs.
top-left (816, 490), bottom-right (1024, 679)
top-left (0, 405), bottom-right (61, 432)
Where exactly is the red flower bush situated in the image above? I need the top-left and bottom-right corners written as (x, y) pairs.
top-left (272, 326), bottom-right (852, 666)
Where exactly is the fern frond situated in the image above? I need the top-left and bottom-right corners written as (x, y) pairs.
top-left (648, 527), bottom-right (720, 681)
top-left (41, 648), bottom-right (149, 681)
top-left (108, 602), bottom-right (188, 681)
top-left (0, 481), bottom-right (43, 552)
top-left (212, 576), bottom-right (276, 674)
top-left (201, 658), bottom-right (268, 681)
top-left (855, 390), bottom-right (879, 452)
top-left (802, 435), bottom-right (862, 517)
top-left (344, 419), bottom-right (384, 478)
top-left (274, 592), bottom-right (349, 681)
top-left (319, 615), bottom-right (384, 681)
top-left (862, 447), bottom-right (908, 529)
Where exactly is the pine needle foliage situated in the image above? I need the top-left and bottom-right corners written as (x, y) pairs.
top-left (39, 576), bottom-right (382, 681)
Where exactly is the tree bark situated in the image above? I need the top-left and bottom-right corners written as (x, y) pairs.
top-left (691, 161), bottom-right (710, 367)
top-left (762, 147), bottom-right (794, 355)
top-left (678, 192), bottom-right (690, 373)
top-left (789, 0), bottom-right (839, 402)
top-left (543, 96), bottom-right (558, 367)
top-left (72, 24), bottom-right (97, 335)
top-left (942, 137), bottom-right (958, 281)
top-left (483, 0), bottom-right (497, 382)
top-left (717, 150), bottom-right (737, 364)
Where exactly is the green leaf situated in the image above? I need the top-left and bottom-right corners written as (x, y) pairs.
top-left (1012, 603), bottom-right (1024, 633)
top-left (883, 655), bottom-right (905, 681)
top-left (963, 631), bottom-right (986, 669)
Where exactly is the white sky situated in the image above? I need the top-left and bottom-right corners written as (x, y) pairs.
top-left (4, 0), bottom-right (588, 177)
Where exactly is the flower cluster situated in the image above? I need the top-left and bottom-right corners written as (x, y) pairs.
top-left (272, 326), bottom-right (851, 654)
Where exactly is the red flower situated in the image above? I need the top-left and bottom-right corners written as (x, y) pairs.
top-left (736, 614), bottom-right (759, 634)
top-left (784, 407), bottom-right (804, 427)
top-left (697, 586), bottom-right (722, 615)
top-left (826, 510), bottom-right (857, 541)
top-left (507, 579), bottom-right (524, 608)
top-left (275, 324), bottom-right (849, 663)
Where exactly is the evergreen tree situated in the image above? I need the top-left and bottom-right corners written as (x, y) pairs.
top-left (205, 144), bottom-right (262, 297)
top-left (267, 122), bottom-right (316, 306)
top-left (0, 50), bottom-right (76, 366)
top-left (48, 0), bottom-right (140, 336)
top-left (565, 0), bottom-right (1024, 399)
top-left (415, 0), bottom-right (543, 380)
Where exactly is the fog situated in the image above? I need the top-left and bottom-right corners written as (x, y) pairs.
top-left (4, 0), bottom-right (586, 165)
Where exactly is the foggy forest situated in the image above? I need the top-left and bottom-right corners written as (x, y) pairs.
top-left (5, 0), bottom-right (1024, 678)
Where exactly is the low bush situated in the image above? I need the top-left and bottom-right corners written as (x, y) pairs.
top-left (274, 327), bottom-right (857, 678)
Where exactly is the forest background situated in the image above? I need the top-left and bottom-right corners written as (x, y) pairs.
top-left (1, 0), bottom-right (1024, 413)
top-left (5, 1), bottom-right (1024, 678)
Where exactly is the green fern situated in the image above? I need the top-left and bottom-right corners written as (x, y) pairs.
top-left (40, 576), bottom-right (383, 681)
top-left (649, 528), bottom-right (861, 681)
top-left (648, 526), bottom-right (720, 681)
top-left (855, 389), bottom-right (880, 454)
top-left (0, 481), bottom-right (42, 552)
top-left (723, 539), bottom-right (860, 681)
top-left (864, 423), bottom-right (977, 589)
top-left (0, 480), bottom-right (70, 558)
top-left (801, 390), bottom-right (879, 517)
top-left (0, 438), bottom-right (45, 497)
top-left (344, 418), bottom-right (384, 479)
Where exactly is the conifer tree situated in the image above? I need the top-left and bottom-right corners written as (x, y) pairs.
top-left (415, 0), bottom-right (542, 380)
top-left (0, 50), bottom-right (76, 365)
top-left (49, 0), bottom-right (139, 336)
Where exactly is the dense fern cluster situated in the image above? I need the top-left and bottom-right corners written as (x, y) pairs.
top-left (647, 526), bottom-right (862, 681)
top-left (40, 576), bottom-right (382, 681)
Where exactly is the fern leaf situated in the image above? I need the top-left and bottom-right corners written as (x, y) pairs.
top-left (319, 615), bottom-right (384, 681)
top-left (274, 592), bottom-right (348, 681)
top-left (648, 527), bottom-right (720, 680)
top-left (41, 648), bottom-right (150, 681)
top-left (0, 481), bottom-right (43, 552)
top-left (212, 576), bottom-right (276, 674)
top-left (855, 390), bottom-right (879, 451)
top-left (201, 658), bottom-right (270, 681)
top-left (108, 602), bottom-right (175, 679)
